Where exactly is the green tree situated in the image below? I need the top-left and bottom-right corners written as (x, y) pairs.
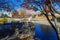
top-left (1, 14), bottom-right (8, 18)
top-left (32, 14), bottom-right (36, 18)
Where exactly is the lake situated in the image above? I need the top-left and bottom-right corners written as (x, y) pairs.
top-left (0, 22), bottom-right (58, 40)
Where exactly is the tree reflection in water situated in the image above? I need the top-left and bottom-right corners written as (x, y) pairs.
top-left (0, 22), bottom-right (35, 40)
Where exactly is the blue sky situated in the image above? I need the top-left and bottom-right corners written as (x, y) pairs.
top-left (10, 0), bottom-right (24, 10)
top-left (54, 2), bottom-right (60, 10)
top-left (0, 0), bottom-right (60, 12)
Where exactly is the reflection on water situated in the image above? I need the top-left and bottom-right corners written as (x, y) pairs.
top-left (0, 22), bottom-right (59, 40)
top-left (35, 24), bottom-right (58, 40)
top-left (0, 22), bottom-right (34, 40)
top-left (0, 22), bottom-right (25, 39)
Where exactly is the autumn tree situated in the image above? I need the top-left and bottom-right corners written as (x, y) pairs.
top-left (21, 0), bottom-right (60, 39)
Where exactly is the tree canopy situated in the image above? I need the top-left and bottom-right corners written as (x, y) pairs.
top-left (0, 0), bottom-right (60, 11)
